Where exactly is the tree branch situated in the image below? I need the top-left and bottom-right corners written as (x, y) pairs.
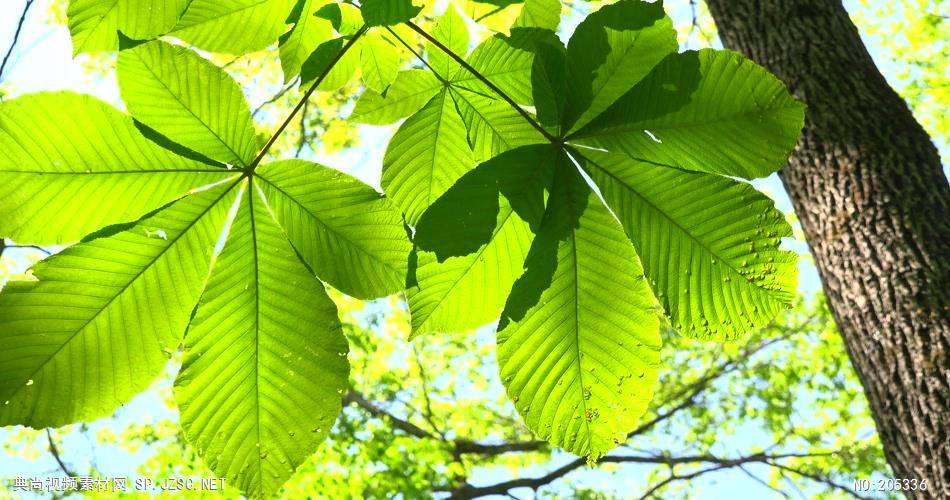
top-left (46, 429), bottom-right (77, 478)
top-left (295, 100), bottom-right (309, 157)
top-left (768, 461), bottom-right (870, 499)
top-left (412, 345), bottom-right (445, 438)
top-left (251, 76), bottom-right (300, 119)
top-left (0, 0), bottom-right (35, 82)
top-left (344, 389), bottom-right (435, 440)
top-left (453, 439), bottom-right (546, 457)
top-left (344, 389), bottom-right (546, 458)
top-left (4, 244), bottom-right (51, 255)
top-left (446, 450), bottom-right (849, 499)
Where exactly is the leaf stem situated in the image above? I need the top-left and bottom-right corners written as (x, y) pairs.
top-left (405, 21), bottom-right (560, 144)
top-left (247, 25), bottom-right (369, 171)
top-left (385, 26), bottom-right (449, 86)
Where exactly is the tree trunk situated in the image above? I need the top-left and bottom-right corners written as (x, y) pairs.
top-left (703, 1), bottom-right (950, 496)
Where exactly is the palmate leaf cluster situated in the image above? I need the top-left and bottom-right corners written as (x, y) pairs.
top-left (0, 0), bottom-right (804, 497)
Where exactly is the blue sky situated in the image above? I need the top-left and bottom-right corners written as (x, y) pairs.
top-left (0, 0), bottom-right (943, 498)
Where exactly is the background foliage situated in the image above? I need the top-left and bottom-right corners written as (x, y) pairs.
top-left (2, 0), bottom-right (944, 497)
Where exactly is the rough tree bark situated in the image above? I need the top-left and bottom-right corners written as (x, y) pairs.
top-left (702, 1), bottom-right (950, 496)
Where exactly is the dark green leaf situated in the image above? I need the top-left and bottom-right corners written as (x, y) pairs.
top-left (360, 0), bottom-right (422, 27)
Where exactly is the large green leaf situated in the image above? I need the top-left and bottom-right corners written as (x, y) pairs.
top-left (256, 160), bottom-right (411, 299)
top-left (176, 182), bottom-right (347, 498)
top-left (497, 159), bottom-right (661, 460)
top-left (118, 40), bottom-right (260, 167)
top-left (350, 69), bottom-right (443, 125)
top-left (0, 92), bottom-right (233, 244)
top-left (571, 49), bottom-right (806, 178)
top-left (278, 0), bottom-right (334, 82)
top-left (415, 144), bottom-right (555, 261)
top-left (382, 90), bottom-right (475, 225)
top-left (578, 149), bottom-right (798, 340)
top-left (427, 6), bottom-right (469, 79)
top-left (66, 0), bottom-right (188, 54)
top-left (454, 28), bottom-right (543, 106)
top-left (451, 86), bottom-right (546, 162)
top-left (359, 32), bottom-right (401, 93)
top-left (300, 36), bottom-right (362, 91)
top-left (0, 183), bottom-right (236, 427)
top-left (409, 199), bottom-right (532, 336)
top-left (563, 0), bottom-right (677, 132)
top-left (169, 0), bottom-right (297, 55)
top-left (410, 145), bottom-right (555, 336)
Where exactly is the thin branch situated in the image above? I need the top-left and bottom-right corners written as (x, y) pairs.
top-left (405, 21), bottom-right (559, 144)
top-left (344, 389), bottom-right (435, 440)
top-left (251, 76), bottom-right (300, 119)
top-left (345, 389), bottom-right (546, 457)
top-left (412, 345), bottom-right (445, 438)
top-left (686, 0), bottom-right (713, 48)
top-left (636, 463), bottom-right (734, 500)
top-left (738, 463), bottom-right (791, 499)
top-left (768, 461), bottom-right (869, 499)
top-left (247, 25), bottom-right (368, 170)
top-left (447, 450), bottom-right (847, 499)
top-left (453, 439), bottom-right (546, 457)
top-left (5, 244), bottom-right (51, 255)
top-left (46, 429), bottom-right (77, 478)
top-left (0, 0), bottom-right (35, 82)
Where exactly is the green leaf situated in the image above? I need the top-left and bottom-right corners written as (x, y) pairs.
top-left (315, 3), bottom-right (363, 36)
top-left (409, 198), bottom-right (532, 336)
top-left (118, 41), bottom-right (259, 167)
top-left (169, 0), bottom-right (297, 55)
top-left (410, 145), bottom-right (555, 337)
top-left (350, 69), bottom-right (442, 125)
top-left (300, 36), bottom-right (361, 91)
top-left (577, 149), bottom-right (798, 340)
top-left (359, 32), bottom-right (401, 93)
top-left (382, 90), bottom-right (474, 225)
top-left (428, 6), bottom-right (469, 79)
top-left (176, 183), bottom-right (347, 499)
top-left (454, 28), bottom-right (545, 106)
top-left (571, 49), bottom-right (806, 178)
top-left (529, 36), bottom-right (568, 129)
top-left (256, 160), bottom-right (411, 299)
top-left (450, 86), bottom-right (546, 162)
top-left (563, 0), bottom-right (677, 132)
top-left (497, 159), bottom-right (661, 460)
top-left (0, 92), bottom-right (233, 244)
top-left (414, 144), bottom-right (555, 261)
top-left (67, 0), bottom-right (122, 54)
top-left (513, 0), bottom-right (560, 31)
top-left (0, 182), bottom-right (237, 427)
top-left (67, 0), bottom-right (189, 54)
top-left (360, 0), bottom-right (422, 27)
top-left (278, 0), bottom-right (334, 82)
